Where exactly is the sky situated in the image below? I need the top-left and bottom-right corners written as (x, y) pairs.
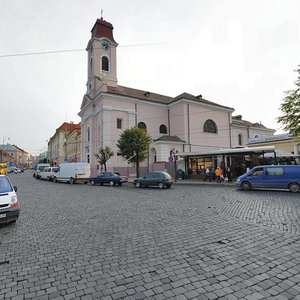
top-left (1, 0), bottom-right (299, 155)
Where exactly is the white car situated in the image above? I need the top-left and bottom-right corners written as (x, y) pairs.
top-left (40, 167), bottom-right (59, 181)
top-left (0, 175), bottom-right (20, 224)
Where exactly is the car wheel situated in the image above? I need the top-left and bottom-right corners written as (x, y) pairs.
top-left (158, 182), bottom-right (164, 189)
top-left (109, 181), bottom-right (114, 186)
top-left (118, 182), bottom-right (122, 186)
top-left (47, 176), bottom-right (50, 181)
top-left (90, 180), bottom-right (95, 186)
top-left (289, 183), bottom-right (300, 193)
top-left (70, 178), bottom-right (75, 184)
top-left (241, 182), bottom-right (251, 191)
top-left (166, 185), bottom-right (171, 189)
top-left (53, 177), bottom-right (57, 183)
top-left (135, 182), bottom-right (141, 188)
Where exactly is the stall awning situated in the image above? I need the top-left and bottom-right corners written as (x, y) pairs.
top-left (260, 148), bottom-right (299, 158)
top-left (178, 146), bottom-right (276, 157)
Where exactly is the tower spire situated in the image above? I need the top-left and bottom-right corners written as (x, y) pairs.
top-left (101, 9), bottom-right (103, 20)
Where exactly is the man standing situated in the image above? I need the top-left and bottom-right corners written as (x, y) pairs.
top-left (215, 167), bottom-right (222, 183)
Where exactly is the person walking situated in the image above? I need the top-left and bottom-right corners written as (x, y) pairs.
top-left (203, 167), bottom-right (211, 182)
top-left (215, 167), bottom-right (222, 183)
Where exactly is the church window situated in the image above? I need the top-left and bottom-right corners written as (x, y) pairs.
top-left (102, 56), bottom-right (109, 72)
top-left (117, 118), bottom-right (122, 129)
top-left (138, 122), bottom-right (147, 131)
top-left (87, 127), bottom-right (90, 142)
top-left (159, 124), bottom-right (167, 134)
top-left (238, 133), bottom-right (243, 145)
top-left (203, 119), bottom-right (217, 133)
top-left (90, 57), bottom-right (93, 75)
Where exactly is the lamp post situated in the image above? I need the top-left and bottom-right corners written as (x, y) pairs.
top-left (171, 148), bottom-right (178, 182)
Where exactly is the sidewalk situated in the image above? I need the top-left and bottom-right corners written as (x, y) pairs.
top-left (174, 178), bottom-right (236, 187)
top-left (128, 177), bottom-right (236, 187)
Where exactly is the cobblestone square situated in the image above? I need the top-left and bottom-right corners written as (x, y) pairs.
top-left (0, 173), bottom-right (299, 300)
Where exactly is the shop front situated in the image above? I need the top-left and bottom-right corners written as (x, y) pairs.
top-left (180, 146), bottom-right (277, 180)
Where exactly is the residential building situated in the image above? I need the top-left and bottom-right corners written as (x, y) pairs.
top-left (65, 126), bottom-right (81, 162)
top-left (0, 149), bottom-right (14, 164)
top-left (48, 122), bottom-right (81, 165)
top-left (79, 17), bottom-right (275, 177)
top-left (0, 144), bottom-right (31, 166)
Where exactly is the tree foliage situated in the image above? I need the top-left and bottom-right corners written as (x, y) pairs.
top-left (277, 65), bottom-right (300, 136)
top-left (94, 146), bottom-right (114, 172)
top-left (117, 127), bottom-right (152, 177)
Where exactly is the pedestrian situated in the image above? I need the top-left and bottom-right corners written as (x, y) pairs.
top-left (203, 167), bottom-right (211, 182)
top-left (227, 166), bottom-right (232, 182)
top-left (215, 167), bottom-right (222, 183)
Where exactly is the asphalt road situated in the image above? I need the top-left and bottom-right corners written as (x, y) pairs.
top-left (0, 172), bottom-right (300, 300)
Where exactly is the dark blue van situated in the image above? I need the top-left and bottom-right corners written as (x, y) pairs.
top-left (236, 165), bottom-right (300, 193)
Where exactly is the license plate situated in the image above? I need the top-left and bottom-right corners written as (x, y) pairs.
top-left (0, 214), bottom-right (6, 218)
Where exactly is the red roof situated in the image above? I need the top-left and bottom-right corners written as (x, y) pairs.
top-left (91, 18), bottom-right (117, 43)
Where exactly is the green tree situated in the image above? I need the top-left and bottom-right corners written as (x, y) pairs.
top-left (95, 146), bottom-right (114, 172)
top-left (117, 127), bottom-right (152, 178)
top-left (277, 65), bottom-right (300, 136)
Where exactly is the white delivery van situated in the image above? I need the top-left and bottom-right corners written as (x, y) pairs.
top-left (40, 167), bottom-right (59, 181)
top-left (33, 163), bottom-right (51, 178)
top-left (53, 163), bottom-right (90, 184)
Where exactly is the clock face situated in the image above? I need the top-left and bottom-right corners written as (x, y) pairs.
top-left (101, 40), bottom-right (110, 51)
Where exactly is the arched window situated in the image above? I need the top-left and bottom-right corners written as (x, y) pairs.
top-left (102, 56), bottom-right (109, 72)
top-left (138, 122), bottom-right (147, 130)
top-left (203, 119), bottom-right (217, 133)
top-left (159, 124), bottom-right (167, 134)
top-left (238, 133), bottom-right (243, 145)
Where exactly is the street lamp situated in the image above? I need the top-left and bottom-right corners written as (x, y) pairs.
top-left (171, 148), bottom-right (179, 182)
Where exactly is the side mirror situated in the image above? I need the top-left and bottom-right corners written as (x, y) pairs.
top-left (13, 186), bottom-right (18, 192)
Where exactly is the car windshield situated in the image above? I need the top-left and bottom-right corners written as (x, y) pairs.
top-left (0, 176), bottom-right (13, 193)
top-left (162, 172), bottom-right (172, 179)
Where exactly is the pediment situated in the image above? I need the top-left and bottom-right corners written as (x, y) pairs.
top-left (80, 94), bottom-right (92, 110)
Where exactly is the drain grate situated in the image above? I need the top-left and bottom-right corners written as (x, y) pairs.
top-left (0, 261), bottom-right (9, 265)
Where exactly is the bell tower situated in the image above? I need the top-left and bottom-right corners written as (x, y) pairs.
top-left (86, 16), bottom-right (118, 96)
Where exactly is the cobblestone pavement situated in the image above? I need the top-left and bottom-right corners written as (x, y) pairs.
top-left (0, 172), bottom-right (300, 300)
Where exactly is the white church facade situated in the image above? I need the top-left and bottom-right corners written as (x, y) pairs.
top-left (79, 17), bottom-right (275, 177)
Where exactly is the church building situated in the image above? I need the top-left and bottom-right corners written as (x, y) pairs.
top-left (79, 17), bottom-right (275, 177)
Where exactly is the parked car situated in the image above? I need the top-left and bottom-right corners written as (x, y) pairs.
top-left (134, 171), bottom-right (173, 189)
top-left (114, 172), bottom-right (128, 183)
top-left (7, 166), bottom-right (15, 174)
top-left (0, 175), bottom-right (20, 224)
top-left (40, 167), bottom-right (59, 181)
top-left (53, 163), bottom-right (90, 184)
top-left (14, 167), bottom-right (22, 174)
top-left (236, 165), bottom-right (300, 193)
top-left (89, 172), bottom-right (122, 186)
top-left (33, 163), bottom-right (51, 178)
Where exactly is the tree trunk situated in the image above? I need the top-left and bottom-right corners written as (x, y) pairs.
top-left (136, 152), bottom-right (139, 178)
